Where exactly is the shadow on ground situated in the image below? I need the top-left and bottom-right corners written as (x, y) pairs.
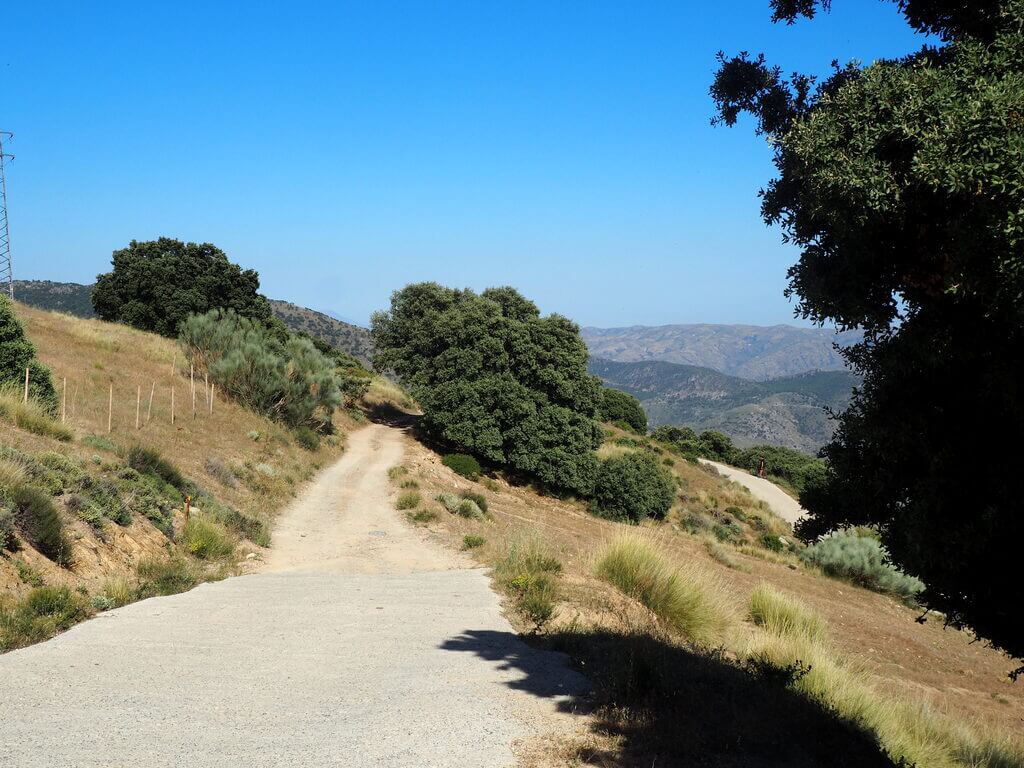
top-left (363, 402), bottom-right (421, 428)
top-left (441, 628), bottom-right (892, 767)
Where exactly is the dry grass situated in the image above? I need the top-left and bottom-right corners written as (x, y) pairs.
top-left (596, 534), bottom-right (734, 646)
top-left (748, 582), bottom-right (826, 642)
top-left (0, 390), bottom-right (73, 442)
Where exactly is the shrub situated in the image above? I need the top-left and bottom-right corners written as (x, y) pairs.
top-left (294, 426), bottom-right (320, 451)
top-left (462, 534), bottom-right (486, 550)
top-left (66, 494), bottom-right (105, 530)
top-left (82, 434), bottom-right (117, 452)
top-left (494, 533), bottom-right (562, 631)
top-left (597, 387), bottom-right (648, 434)
top-left (395, 491), bottom-right (421, 510)
top-left (407, 509), bottom-right (438, 524)
top-left (136, 556), bottom-right (198, 596)
top-left (10, 485), bottom-right (69, 565)
top-left (181, 516), bottom-right (235, 560)
top-left (87, 480), bottom-right (131, 526)
top-left (179, 308), bottom-right (340, 429)
top-left (459, 491), bottom-right (488, 514)
top-left (0, 586), bottom-right (89, 651)
top-left (801, 529), bottom-right (925, 601)
top-left (203, 457), bottom-right (237, 489)
top-left (118, 476), bottom-right (177, 537)
top-left (436, 493), bottom-right (461, 513)
top-left (98, 577), bottom-right (134, 608)
top-left (480, 477), bottom-right (501, 493)
top-left (0, 455), bottom-right (28, 493)
top-left (713, 521), bottom-right (743, 544)
top-left (387, 466), bottom-right (408, 480)
top-left (442, 453), bottom-right (481, 480)
top-left (0, 506), bottom-right (15, 550)
top-left (0, 295), bottom-right (59, 411)
top-left (0, 390), bottom-right (73, 441)
top-left (127, 445), bottom-right (189, 493)
top-left (456, 499), bottom-right (484, 519)
top-left (590, 452), bottom-right (676, 523)
top-left (400, 478), bottom-right (419, 489)
top-left (596, 535), bottom-right (733, 645)
top-left (749, 583), bottom-right (826, 642)
top-left (199, 497), bottom-right (269, 546)
top-left (760, 532), bottom-right (785, 552)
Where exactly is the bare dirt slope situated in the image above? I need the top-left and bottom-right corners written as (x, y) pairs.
top-left (0, 424), bottom-right (589, 767)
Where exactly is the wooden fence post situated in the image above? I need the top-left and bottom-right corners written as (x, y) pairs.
top-left (147, 382), bottom-right (155, 424)
top-left (61, 377), bottom-right (67, 423)
top-left (23, 367), bottom-right (29, 403)
top-left (171, 387), bottom-right (175, 425)
top-left (209, 382), bottom-right (214, 413)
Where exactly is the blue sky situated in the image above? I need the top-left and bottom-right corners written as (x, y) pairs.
top-left (4, 1), bottom-right (923, 327)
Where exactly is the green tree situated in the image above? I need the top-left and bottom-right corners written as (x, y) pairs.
top-left (92, 238), bottom-right (272, 337)
top-left (597, 387), bottom-right (648, 434)
top-left (590, 452), bottom-right (676, 523)
top-left (0, 297), bottom-right (58, 411)
top-left (371, 283), bottom-right (603, 494)
top-left (712, 1), bottom-right (1024, 659)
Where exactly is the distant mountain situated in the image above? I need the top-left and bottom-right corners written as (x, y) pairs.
top-left (12, 280), bottom-right (95, 318)
top-left (268, 300), bottom-right (374, 365)
top-left (11, 279), bottom-right (374, 365)
top-left (582, 323), bottom-right (860, 380)
top-left (590, 358), bottom-right (859, 453)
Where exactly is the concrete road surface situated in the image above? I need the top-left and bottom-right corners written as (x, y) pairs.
top-left (0, 425), bottom-right (588, 767)
top-left (701, 459), bottom-right (807, 526)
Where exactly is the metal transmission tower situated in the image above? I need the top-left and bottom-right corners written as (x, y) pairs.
top-left (0, 131), bottom-right (14, 299)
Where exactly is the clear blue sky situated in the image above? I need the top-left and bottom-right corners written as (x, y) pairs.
top-left (5, 1), bottom-right (922, 327)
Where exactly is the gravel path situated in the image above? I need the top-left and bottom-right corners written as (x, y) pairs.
top-left (701, 458), bottom-right (807, 526)
top-left (0, 424), bottom-right (588, 767)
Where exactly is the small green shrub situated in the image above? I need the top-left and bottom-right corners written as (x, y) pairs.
top-left (199, 496), bottom-right (269, 546)
top-left (0, 586), bottom-right (89, 651)
top-left (400, 478), bottom-right (420, 489)
top-left (456, 499), bottom-right (484, 519)
top-left (387, 465), bottom-right (408, 480)
top-left (760, 532), bottom-right (785, 552)
top-left (82, 435), bottom-right (117, 453)
top-left (495, 534), bottom-right (562, 631)
top-left (10, 485), bottom-right (69, 565)
top-left (13, 559), bottom-right (44, 586)
top-left (480, 477), bottom-right (501, 493)
top-left (590, 452), bottom-right (675, 523)
top-left (294, 426), bottom-right (320, 451)
top-left (462, 534), bottom-right (486, 550)
top-left (712, 520), bottom-right (743, 544)
top-left (181, 516), bottom-right (235, 560)
top-left (88, 480), bottom-right (131, 526)
top-left (136, 556), bottom-right (197, 596)
top-left (65, 494), bottom-right (105, 530)
top-left (801, 529), bottom-right (925, 601)
top-left (442, 453), bottom-right (481, 480)
top-left (98, 576), bottom-right (134, 608)
top-left (127, 445), bottom-right (189, 492)
top-left (118, 476), bottom-right (177, 537)
top-left (395, 491), bottom-right (421, 510)
top-left (459, 491), bottom-right (488, 514)
top-left (436, 493), bottom-right (460, 513)
top-left (0, 506), bottom-right (14, 550)
top-left (407, 509), bottom-right (438, 524)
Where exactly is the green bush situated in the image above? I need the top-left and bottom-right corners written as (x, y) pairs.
top-left (0, 506), bottom-right (15, 550)
top-left (0, 586), bottom-right (89, 651)
top-left (179, 309), bottom-right (340, 429)
top-left (462, 534), bottom-right (486, 550)
top-left (199, 496), bottom-right (268, 546)
top-left (459, 491), bottom-right (488, 514)
top-left (117, 474), bottom-right (177, 537)
top-left (10, 485), bottom-right (69, 565)
top-left (65, 494), bottom-right (105, 530)
top-left (442, 453), bottom-right (481, 480)
top-left (82, 434), bottom-right (117, 452)
top-left (735, 444), bottom-right (827, 495)
top-left (760, 532), bottom-right (785, 552)
top-left (590, 452), bottom-right (675, 523)
top-left (801, 529), bottom-right (924, 601)
top-left (0, 391), bottom-right (72, 441)
top-left (136, 556), bottom-right (198, 597)
top-left (91, 237), bottom-right (272, 337)
top-left (456, 499), bottom-right (484, 519)
top-left (407, 509), bottom-right (438, 524)
top-left (387, 465), bottom-right (408, 480)
top-left (395, 491), bottom-right (421, 510)
top-left (436, 493), bottom-right (460, 513)
top-left (181, 516), bottom-right (235, 560)
top-left (294, 426), bottom-right (320, 451)
top-left (494, 534), bottom-right (562, 631)
top-left (597, 387), bottom-right (648, 434)
top-left (88, 480), bottom-right (131, 526)
top-left (0, 296), bottom-right (59, 411)
top-left (127, 445), bottom-right (189, 493)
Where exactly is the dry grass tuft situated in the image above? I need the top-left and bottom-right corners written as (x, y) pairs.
top-left (748, 583), bottom-right (826, 642)
top-left (0, 390), bottom-right (73, 442)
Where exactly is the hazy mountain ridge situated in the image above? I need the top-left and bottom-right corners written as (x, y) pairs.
top-left (11, 280), bottom-right (374, 365)
top-left (582, 323), bottom-right (860, 380)
top-left (590, 358), bottom-right (858, 453)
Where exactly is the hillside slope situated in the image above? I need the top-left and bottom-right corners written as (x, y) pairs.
top-left (11, 279), bottom-right (375, 365)
top-left (1, 303), bottom-right (346, 604)
top-left (590, 358), bottom-right (857, 452)
top-left (582, 323), bottom-right (860, 380)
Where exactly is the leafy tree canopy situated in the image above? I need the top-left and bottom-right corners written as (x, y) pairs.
top-left (591, 452), bottom-right (676, 523)
top-left (713, 1), bottom-right (1024, 659)
top-left (371, 283), bottom-right (603, 494)
top-left (0, 296), bottom-right (57, 411)
top-left (597, 387), bottom-right (648, 434)
top-left (93, 237), bottom-right (272, 337)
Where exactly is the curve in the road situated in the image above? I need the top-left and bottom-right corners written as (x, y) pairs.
top-left (700, 458), bottom-right (807, 526)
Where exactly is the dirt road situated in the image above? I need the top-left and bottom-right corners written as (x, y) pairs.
top-left (701, 458), bottom-right (807, 526)
top-left (0, 424), bottom-right (588, 767)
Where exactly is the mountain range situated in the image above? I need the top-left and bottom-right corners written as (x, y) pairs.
top-left (590, 358), bottom-right (858, 453)
top-left (581, 323), bottom-right (860, 380)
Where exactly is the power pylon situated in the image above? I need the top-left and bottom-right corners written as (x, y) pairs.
top-left (0, 131), bottom-right (14, 299)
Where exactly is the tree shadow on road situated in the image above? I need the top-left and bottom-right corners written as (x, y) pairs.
top-left (441, 628), bottom-right (892, 767)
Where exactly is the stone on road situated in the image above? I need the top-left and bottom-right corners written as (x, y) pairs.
top-left (0, 424), bottom-right (588, 767)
